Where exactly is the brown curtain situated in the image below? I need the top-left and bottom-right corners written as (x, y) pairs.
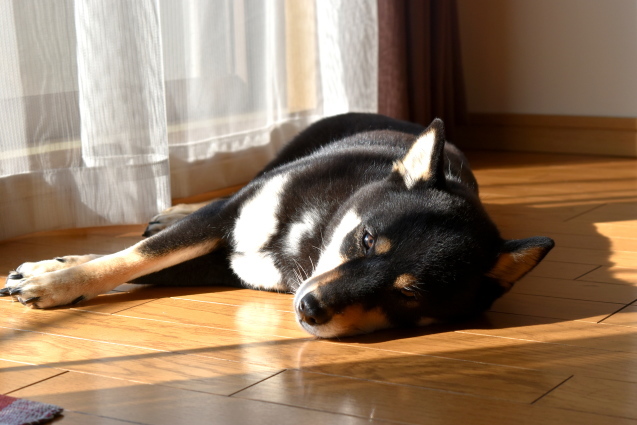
top-left (378, 0), bottom-right (466, 139)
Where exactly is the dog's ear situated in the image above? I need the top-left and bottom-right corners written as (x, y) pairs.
top-left (487, 237), bottom-right (555, 291)
top-left (392, 118), bottom-right (446, 189)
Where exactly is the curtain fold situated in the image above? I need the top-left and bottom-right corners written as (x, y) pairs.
top-left (377, 0), bottom-right (466, 139)
top-left (0, 0), bottom-right (378, 241)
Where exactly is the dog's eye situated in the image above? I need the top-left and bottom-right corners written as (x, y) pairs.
top-left (362, 231), bottom-right (375, 251)
top-left (400, 287), bottom-right (418, 298)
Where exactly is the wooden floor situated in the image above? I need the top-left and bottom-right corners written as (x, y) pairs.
top-left (1, 150), bottom-right (637, 424)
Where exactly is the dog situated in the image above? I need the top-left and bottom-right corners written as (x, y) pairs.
top-left (1, 113), bottom-right (554, 338)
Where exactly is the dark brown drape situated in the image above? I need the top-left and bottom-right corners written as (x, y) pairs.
top-left (378, 0), bottom-right (466, 140)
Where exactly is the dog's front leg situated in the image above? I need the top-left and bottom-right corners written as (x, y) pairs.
top-left (1, 205), bottom-right (227, 308)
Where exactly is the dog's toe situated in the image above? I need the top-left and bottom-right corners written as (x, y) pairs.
top-left (19, 296), bottom-right (41, 306)
top-left (142, 203), bottom-right (207, 237)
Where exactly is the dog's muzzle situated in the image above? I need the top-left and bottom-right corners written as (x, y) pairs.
top-left (293, 273), bottom-right (335, 334)
top-left (296, 292), bottom-right (330, 326)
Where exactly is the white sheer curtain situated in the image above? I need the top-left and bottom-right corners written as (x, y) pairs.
top-left (0, 0), bottom-right (377, 241)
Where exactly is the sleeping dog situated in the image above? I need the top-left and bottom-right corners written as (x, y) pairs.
top-left (2, 114), bottom-right (554, 338)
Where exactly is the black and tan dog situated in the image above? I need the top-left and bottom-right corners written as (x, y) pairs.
top-left (2, 114), bottom-right (554, 338)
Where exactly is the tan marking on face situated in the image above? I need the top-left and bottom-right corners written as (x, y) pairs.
top-left (374, 236), bottom-right (392, 254)
top-left (393, 273), bottom-right (418, 289)
top-left (307, 304), bottom-right (391, 338)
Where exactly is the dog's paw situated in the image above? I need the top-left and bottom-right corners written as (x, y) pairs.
top-left (1, 255), bottom-right (101, 308)
top-left (142, 203), bottom-right (200, 237)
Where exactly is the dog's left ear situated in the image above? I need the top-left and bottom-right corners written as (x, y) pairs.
top-left (487, 237), bottom-right (555, 291)
top-left (392, 118), bottom-right (447, 189)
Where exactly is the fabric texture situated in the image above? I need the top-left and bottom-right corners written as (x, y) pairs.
top-left (0, 0), bottom-right (378, 240)
top-left (377, 0), bottom-right (466, 139)
top-left (0, 395), bottom-right (62, 425)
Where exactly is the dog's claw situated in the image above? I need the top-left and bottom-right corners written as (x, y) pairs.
top-left (20, 296), bottom-right (40, 306)
top-left (0, 288), bottom-right (10, 296)
top-left (8, 272), bottom-right (23, 280)
top-left (8, 288), bottom-right (22, 296)
top-left (71, 295), bottom-right (86, 305)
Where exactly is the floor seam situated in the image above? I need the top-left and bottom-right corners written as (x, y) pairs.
top-left (531, 375), bottom-right (573, 405)
top-left (4, 370), bottom-right (69, 396)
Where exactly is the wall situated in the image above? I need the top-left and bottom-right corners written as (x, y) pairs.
top-left (457, 0), bottom-right (637, 118)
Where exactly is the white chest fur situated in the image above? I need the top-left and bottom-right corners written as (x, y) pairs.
top-left (230, 173), bottom-right (290, 290)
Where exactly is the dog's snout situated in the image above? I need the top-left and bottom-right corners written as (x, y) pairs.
top-left (298, 293), bottom-right (330, 326)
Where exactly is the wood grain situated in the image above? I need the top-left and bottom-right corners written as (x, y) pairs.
top-left (0, 327), bottom-right (281, 396)
top-left (0, 359), bottom-right (65, 395)
top-left (536, 375), bottom-right (637, 420)
top-left (12, 371), bottom-right (382, 425)
top-left (601, 305), bottom-right (637, 328)
top-left (234, 369), bottom-right (633, 425)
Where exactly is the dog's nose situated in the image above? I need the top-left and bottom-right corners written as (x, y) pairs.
top-left (298, 293), bottom-right (330, 326)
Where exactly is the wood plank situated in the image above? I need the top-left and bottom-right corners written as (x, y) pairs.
top-left (489, 292), bottom-right (624, 323)
top-left (346, 328), bottom-right (637, 383)
top-left (49, 411), bottom-right (141, 425)
top-left (510, 276), bottom-right (637, 304)
top-left (171, 287), bottom-right (295, 311)
top-left (117, 297), bottom-right (306, 338)
top-left (0, 303), bottom-right (570, 403)
top-left (11, 371), bottom-right (381, 425)
top-left (459, 312), bottom-right (637, 353)
top-left (568, 202), bottom-right (637, 225)
top-left (496, 219), bottom-right (637, 240)
top-left (0, 301), bottom-right (294, 363)
top-left (527, 261), bottom-right (599, 281)
top-left (546, 246), bottom-right (637, 268)
top-left (70, 290), bottom-right (158, 314)
top-left (495, 231), bottom-right (637, 254)
top-left (601, 305), bottom-right (637, 328)
top-left (298, 348), bottom-right (569, 404)
top-left (74, 283), bottom-right (292, 315)
top-left (485, 203), bottom-right (602, 222)
top-left (578, 266), bottom-right (637, 286)
top-left (0, 359), bottom-right (65, 395)
top-left (0, 327), bottom-right (281, 396)
top-left (536, 375), bottom-right (637, 420)
top-left (234, 369), bottom-right (632, 425)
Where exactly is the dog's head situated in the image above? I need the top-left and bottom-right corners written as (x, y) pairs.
top-left (293, 119), bottom-right (554, 338)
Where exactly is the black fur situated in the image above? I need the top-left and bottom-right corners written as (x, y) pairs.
top-left (136, 113), bottom-right (554, 336)
top-left (4, 113), bottom-right (554, 338)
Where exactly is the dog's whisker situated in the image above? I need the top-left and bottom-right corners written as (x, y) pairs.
top-left (307, 256), bottom-right (315, 275)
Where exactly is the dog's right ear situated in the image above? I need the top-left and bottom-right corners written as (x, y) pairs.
top-left (486, 236), bottom-right (555, 291)
top-left (391, 118), bottom-right (447, 190)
